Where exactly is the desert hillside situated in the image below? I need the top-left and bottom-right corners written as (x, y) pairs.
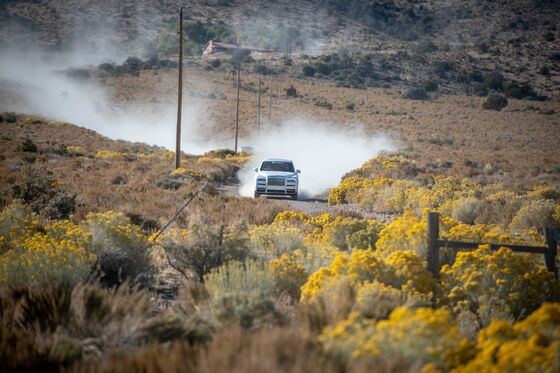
top-left (1, 0), bottom-right (559, 96)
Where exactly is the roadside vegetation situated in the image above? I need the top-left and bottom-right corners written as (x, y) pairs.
top-left (329, 154), bottom-right (560, 229)
top-left (1, 113), bottom-right (560, 372)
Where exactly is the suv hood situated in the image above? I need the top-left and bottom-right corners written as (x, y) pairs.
top-left (257, 171), bottom-right (298, 178)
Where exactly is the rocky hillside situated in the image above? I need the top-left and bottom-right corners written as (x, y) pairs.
top-left (0, 0), bottom-right (559, 97)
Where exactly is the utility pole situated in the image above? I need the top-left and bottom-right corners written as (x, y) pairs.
top-left (286, 27), bottom-right (293, 58)
top-left (234, 66), bottom-right (241, 152)
top-left (257, 75), bottom-right (261, 136)
top-left (289, 28), bottom-right (293, 57)
top-left (268, 74), bottom-right (273, 121)
top-left (175, 6), bottom-right (184, 169)
top-left (275, 71), bottom-right (280, 103)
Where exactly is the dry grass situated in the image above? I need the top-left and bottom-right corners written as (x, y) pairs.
top-left (0, 116), bottom-right (283, 227)
top-left (76, 326), bottom-right (341, 373)
top-left (101, 66), bottom-right (560, 190)
top-left (0, 283), bottom-right (166, 371)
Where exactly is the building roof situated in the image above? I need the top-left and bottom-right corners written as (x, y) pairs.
top-left (211, 41), bottom-right (244, 50)
top-left (204, 40), bottom-right (268, 52)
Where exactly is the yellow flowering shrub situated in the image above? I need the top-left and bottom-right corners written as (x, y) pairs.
top-left (455, 303), bottom-right (560, 373)
top-left (66, 145), bottom-right (86, 155)
top-left (441, 246), bottom-right (560, 320)
top-left (329, 170), bottom-right (560, 228)
top-left (308, 213), bottom-right (338, 229)
top-left (274, 210), bottom-right (310, 224)
top-left (318, 218), bottom-right (385, 251)
top-left (248, 222), bottom-right (306, 259)
top-left (196, 151), bottom-right (251, 166)
top-left (273, 210), bottom-right (316, 233)
top-left (274, 211), bottom-right (368, 235)
top-left (149, 227), bottom-right (188, 243)
top-left (486, 190), bottom-right (518, 203)
top-left (95, 150), bottom-right (127, 159)
top-left (328, 177), bottom-right (393, 205)
top-left (300, 252), bottom-right (350, 303)
top-left (0, 222), bottom-right (95, 288)
top-left (384, 250), bottom-right (435, 295)
top-left (270, 254), bottom-right (308, 299)
top-left (139, 150), bottom-right (175, 159)
top-left (251, 212), bottom-right (371, 273)
top-left (378, 176), bottom-right (482, 216)
top-left (0, 202), bottom-right (42, 255)
top-left (290, 242), bottom-right (339, 274)
top-left (375, 210), bottom-right (431, 258)
top-left (345, 154), bottom-right (421, 180)
top-left (193, 152), bottom-right (251, 182)
top-left (320, 307), bottom-right (473, 371)
top-left (329, 175), bottom-right (482, 214)
top-left (376, 209), bottom-right (541, 260)
top-left (511, 199), bottom-right (557, 230)
top-left (46, 220), bottom-right (92, 248)
top-left (554, 205), bottom-right (560, 227)
top-left (354, 281), bottom-right (405, 319)
top-left (0, 203), bottom-right (96, 287)
top-left (300, 249), bottom-right (434, 302)
top-left (85, 211), bottom-right (146, 247)
top-left (375, 179), bottom-right (417, 212)
top-left (19, 114), bottom-right (42, 124)
top-left (252, 212), bottom-right (385, 268)
top-left (449, 222), bottom-right (542, 246)
top-left (346, 249), bottom-right (388, 283)
top-left (172, 168), bottom-right (202, 180)
top-left (527, 185), bottom-right (560, 201)
top-left (350, 179), bottom-right (415, 212)
top-left (428, 177), bottom-right (481, 213)
top-left (332, 156), bottom-right (559, 228)
top-left (84, 211), bottom-right (152, 286)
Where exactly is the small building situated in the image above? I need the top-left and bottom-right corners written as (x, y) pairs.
top-left (202, 40), bottom-right (268, 56)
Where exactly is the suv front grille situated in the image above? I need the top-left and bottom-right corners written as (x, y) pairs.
top-left (267, 177), bottom-right (285, 186)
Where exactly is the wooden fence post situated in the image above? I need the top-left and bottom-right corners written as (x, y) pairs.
top-left (544, 227), bottom-right (558, 279)
top-left (427, 212), bottom-right (440, 277)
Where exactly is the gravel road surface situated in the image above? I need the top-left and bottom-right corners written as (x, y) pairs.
top-left (216, 183), bottom-right (395, 223)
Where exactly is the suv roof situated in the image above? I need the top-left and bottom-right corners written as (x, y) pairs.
top-left (262, 158), bottom-right (292, 162)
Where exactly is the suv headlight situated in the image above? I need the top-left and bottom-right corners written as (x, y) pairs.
top-left (256, 178), bottom-right (266, 184)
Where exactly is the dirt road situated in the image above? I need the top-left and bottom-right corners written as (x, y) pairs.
top-left (215, 183), bottom-right (394, 223)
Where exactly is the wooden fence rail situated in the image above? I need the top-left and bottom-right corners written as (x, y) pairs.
top-left (426, 211), bottom-right (559, 278)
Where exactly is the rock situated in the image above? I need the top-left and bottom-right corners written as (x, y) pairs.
top-left (98, 62), bottom-right (114, 72)
top-left (2, 112), bottom-right (17, 123)
top-left (64, 68), bottom-right (91, 80)
top-left (482, 95), bottom-right (508, 111)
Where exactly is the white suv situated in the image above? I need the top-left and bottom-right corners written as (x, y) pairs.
top-left (253, 158), bottom-right (301, 200)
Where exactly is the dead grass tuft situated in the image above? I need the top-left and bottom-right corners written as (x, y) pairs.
top-left (75, 326), bottom-right (339, 373)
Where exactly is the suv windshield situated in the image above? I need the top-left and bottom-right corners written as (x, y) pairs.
top-left (260, 161), bottom-right (294, 172)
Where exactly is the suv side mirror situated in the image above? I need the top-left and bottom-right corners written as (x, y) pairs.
top-left (296, 169), bottom-right (301, 174)
top-left (253, 167), bottom-right (258, 172)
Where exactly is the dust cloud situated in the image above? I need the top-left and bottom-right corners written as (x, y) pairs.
top-left (238, 119), bottom-right (394, 198)
top-left (0, 48), bottom-right (211, 153)
top-left (1, 47), bottom-right (394, 197)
